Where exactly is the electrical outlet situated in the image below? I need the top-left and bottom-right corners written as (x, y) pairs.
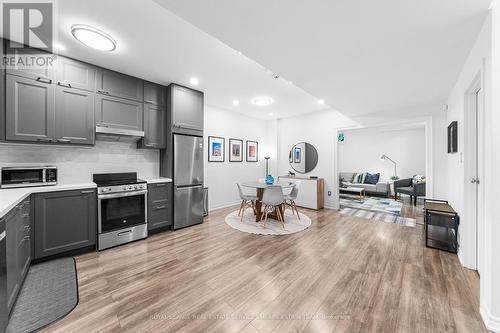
top-left (328, 191), bottom-right (332, 196)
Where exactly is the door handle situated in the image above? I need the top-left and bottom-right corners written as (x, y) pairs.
top-left (470, 178), bottom-right (480, 184)
top-left (36, 77), bottom-right (52, 84)
top-left (118, 230), bottom-right (132, 236)
top-left (176, 185), bottom-right (203, 190)
top-left (57, 81), bottom-right (72, 88)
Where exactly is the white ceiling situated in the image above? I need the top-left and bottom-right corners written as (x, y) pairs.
top-left (48, 0), bottom-right (328, 120)
top-left (154, 0), bottom-right (491, 116)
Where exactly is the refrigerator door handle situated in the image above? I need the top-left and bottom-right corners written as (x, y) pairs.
top-left (175, 184), bottom-right (203, 190)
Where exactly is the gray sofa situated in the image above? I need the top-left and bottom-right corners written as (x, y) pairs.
top-left (340, 172), bottom-right (390, 197)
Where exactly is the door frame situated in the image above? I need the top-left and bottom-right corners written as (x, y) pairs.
top-left (463, 71), bottom-right (485, 272)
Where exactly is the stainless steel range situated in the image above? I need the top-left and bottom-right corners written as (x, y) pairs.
top-left (93, 173), bottom-right (147, 250)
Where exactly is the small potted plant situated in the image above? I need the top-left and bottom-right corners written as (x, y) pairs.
top-left (390, 176), bottom-right (400, 181)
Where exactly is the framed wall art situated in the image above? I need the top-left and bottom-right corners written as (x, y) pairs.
top-left (208, 136), bottom-right (225, 162)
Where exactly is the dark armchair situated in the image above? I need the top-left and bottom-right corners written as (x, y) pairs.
top-left (394, 178), bottom-right (426, 206)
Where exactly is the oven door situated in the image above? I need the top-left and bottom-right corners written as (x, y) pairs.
top-left (98, 190), bottom-right (147, 233)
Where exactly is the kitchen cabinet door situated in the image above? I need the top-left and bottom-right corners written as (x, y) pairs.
top-left (5, 207), bottom-right (20, 313)
top-left (147, 183), bottom-right (172, 231)
top-left (56, 56), bottom-right (96, 92)
top-left (138, 104), bottom-right (166, 149)
top-left (5, 46), bottom-right (55, 82)
top-left (95, 94), bottom-right (143, 132)
top-left (55, 85), bottom-right (95, 145)
top-left (170, 84), bottom-right (203, 135)
top-left (144, 81), bottom-right (166, 106)
top-left (34, 189), bottom-right (96, 259)
top-left (5, 74), bottom-right (55, 143)
top-left (96, 69), bottom-right (143, 101)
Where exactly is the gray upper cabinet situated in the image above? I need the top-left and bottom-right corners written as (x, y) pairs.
top-left (96, 69), bottom-right (143, 101)
top-left (170, 84), bottom-right (204, 135)
top-left (138, 104), bottom-right (166, 149)
top-left (34, 189), bottom-right (96, 259)
top-left (55, 86), bottom-right (95, 145)
top-left (6, 74), bottom-right (55, 142)
top-left (5, 46), bottom-right (55, 82)
top-left (56, 56), bottom-right (96, 92)
top-left (95, 94), bottom-right (143, 132)
top-left (144, 81), bottom-right (166, 106)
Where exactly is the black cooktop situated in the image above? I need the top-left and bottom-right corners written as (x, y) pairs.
top-left (93, 172), bottom-right (146, 187)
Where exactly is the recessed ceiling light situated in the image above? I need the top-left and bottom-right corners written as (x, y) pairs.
top-left (268, 112), bottom-right (274, 116)
top-left (237, 51), bottom-right (243, 55)
top-left (189, 77), bottom-right (199, 86)
top-left (71, 24), bottom-right (116, 52)
top-left (53, 42), bottom-right (65, 51)
top-left (251, 96), bottom-right (274, 107)
top-left (288, 81), bottom-right (293, 85)
top-left (233, 99), bottom-right (240, 105)
top-left (317, 99), bottom-right (325, 105)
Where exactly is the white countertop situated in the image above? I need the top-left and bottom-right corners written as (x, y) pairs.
top-left (0, 183), bottom-right (96, 219)
top-left (145, 177), bottom-right (173, 184)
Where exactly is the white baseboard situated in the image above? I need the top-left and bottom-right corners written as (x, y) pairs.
top-left (209, 200), bottom-right (240, 212)
top-left (481, 304), bottom-right (500, 332)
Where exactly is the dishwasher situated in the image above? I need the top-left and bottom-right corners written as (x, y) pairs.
top-left (0, 218), bottom-right (7, 332)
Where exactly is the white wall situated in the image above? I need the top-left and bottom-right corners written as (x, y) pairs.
top-left (203, 106), bottom-right (274, 211)
top-left (0, 140), bottom-right (159, 183)
top-left (338, 126), bottom-right (426, 181)
top-left (446, 8), bottom-right (500, 331)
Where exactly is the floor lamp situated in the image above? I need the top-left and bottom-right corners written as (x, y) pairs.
top-left (380, 154), bottom-right (397, 178)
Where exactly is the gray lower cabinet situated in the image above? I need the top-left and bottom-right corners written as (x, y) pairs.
top-left (138, 104), bottom-right (166, 149)
top-left (95, 94), bottom-right (143, 132)
top-left (96, 69), bottom-right (143, 102)
top-left (5, 74), bottom-right (55, 142)
top-left (55, 85), bottom-right (95, 144)
top-left (5, 198), bottom-right (31, 314)
top-left (56, 56), bottom-right (96, 92)
top-left (147, 183), bottom-right (172, 231)
top-left (34, 189), bottom-right (96, 259)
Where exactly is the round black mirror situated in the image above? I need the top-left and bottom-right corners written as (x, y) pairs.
top-left (289, 142), bottom-right (318, 174)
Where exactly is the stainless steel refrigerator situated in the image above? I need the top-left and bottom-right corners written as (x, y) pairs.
top-left (173, 134), bottom-right (204, 229)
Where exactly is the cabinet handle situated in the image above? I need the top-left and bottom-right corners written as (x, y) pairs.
top-left (81, 190), bottom-right (95, 194)
top-left (56, 138), bottom-right (71, 143)
top-left (57, 81), bottom-right (72, 88)
top-left (144, 100), bottom-right (154, 104)
top-left (36, 77), bottom-right (52, 84)
top-left (145, 143), bottom-right (156, 147)
top-left (23, 236), bottom-right (30, 241)
top-left (118, 230), bottom-right (132, 236)
top-left (22, 213), bottom-right (29, 218)
top-left (97, 90), bottom-right (110, 95)
top-left (37, 137), bottom-right (54, 142)
top-left (23, 225), bottom-right (30, 231)
top-left (155, 205), bottom-right (166, 210)
top-left (155, 183), bottom-right (166, 187)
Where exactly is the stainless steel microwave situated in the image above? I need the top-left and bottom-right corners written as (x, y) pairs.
top-left (1, 166), bottom-right (57, 189)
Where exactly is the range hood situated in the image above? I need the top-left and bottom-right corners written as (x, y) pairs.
top-left (95, 126), bottom-right (144, 142)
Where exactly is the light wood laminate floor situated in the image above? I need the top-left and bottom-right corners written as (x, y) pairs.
top-left (42, 199), bottom-right (486, 333)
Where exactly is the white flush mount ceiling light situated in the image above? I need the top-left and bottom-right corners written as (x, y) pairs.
top-left (189, 77), bottom-right (200, 86)
top-left (71, 24), bottom-right (116, 51)
top-left (251, 96), bottom-right (274, 107)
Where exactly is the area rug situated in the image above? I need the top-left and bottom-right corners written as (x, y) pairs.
top-left (339, 206), bottom-right (416, 227)
top-left (340, 197), bottom-right (403, 215)
top-left (225, 209), bottom-right (311, 235)
top-left (7, 257), bottom-right (79, 333)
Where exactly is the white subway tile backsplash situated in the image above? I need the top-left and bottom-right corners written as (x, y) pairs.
top-left (0, 141), bottom-right (159, 184)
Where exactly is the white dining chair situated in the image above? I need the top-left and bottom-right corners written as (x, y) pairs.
top-left (261, 186), bottom-right (285, 229)
top-left (237, 183), bottom-right (257, 221)
top-left (284, 181), bottom-right (301, 220)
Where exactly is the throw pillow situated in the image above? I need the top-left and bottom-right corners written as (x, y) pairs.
top-left (360, 172), bottom-right (367, 183)
top-left (364, 173), bottom-right (380, 185)
top-left (413, 175), bottom-right (426, 184)
top-left (353, 173), bottom-right (363, 183)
